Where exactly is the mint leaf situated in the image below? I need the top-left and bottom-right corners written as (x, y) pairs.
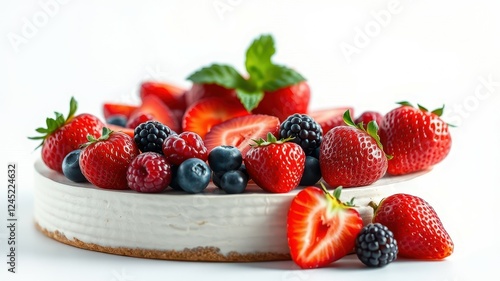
top-left (187, 64), bottom-right (246, 89)
top-left (236, 88), bottom-right (264, 112)
top-left (245, 34), bottom-right (275, 83)
top-left (260, 65), bottom-right (306, 92)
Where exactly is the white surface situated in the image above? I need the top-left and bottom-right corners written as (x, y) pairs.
top-left (1, 0), bottom-right (499, 280)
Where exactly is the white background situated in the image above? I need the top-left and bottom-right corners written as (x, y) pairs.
top-left (1, 0), bottom-right (500, 280)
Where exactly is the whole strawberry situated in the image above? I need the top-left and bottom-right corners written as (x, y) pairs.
top-left (80, 128), bottom-right (139, 189)
top-left (287, 185), bottom-right (363, 269)
top-left (244, 133), bottom-right (305, 193)
top-left (371, 193), bottom-right (454, 260)
top-left (30, 97), bottom-right (104, 173)
top-left (253, 81), bottom-right (310, 121)
top-left (320, 110), bottom-right (389, 188)
top-left (379, 102), bottom-right (452, 175)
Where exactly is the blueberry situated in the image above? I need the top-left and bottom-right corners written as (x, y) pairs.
top-left (62, 149), bottom-right (87, 182)
top-left (238, 163), bottom-right (249, 180)
top-left (169, 165), bottom-right (183, 191)
top-left (299, 156), bottom-right (322, 186)
top-left (208, 145), bottom-right (242, 173)
top-left (212, 171), bottom-right (224, 189)
top-left (220, 170), bottom-right (248, 194)
top-left (311, 147), bottom-right (320, 160)
top-left (106, 114), bottom-right (127, 127)
top-left (176, 158), bottom-right (211, 193)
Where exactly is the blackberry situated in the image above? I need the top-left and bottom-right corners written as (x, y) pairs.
top-left (134, 121), bottom-right (174, 154)
top-left (355, 223), bottom-right (398, 267)
top-left (279, 114), bottom-right (322, 154)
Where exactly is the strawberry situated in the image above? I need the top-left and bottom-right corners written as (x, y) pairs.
top-left (140, 81), bottom-right (187, 111)
top-left (287, 186), bottom-right (363, 269)
top-left (182, 97), bottom-right (249, 139)
top-left (252, 81), bottom-right (310, 121)
top-left (105, 123), bottom-right (134, 138)
top-left (371, 193), bottom-right (454, 260)
top-left (184, 83), bottom-right (238, 108)
top-left (79, 128), bottom-right (140, 189)
top-left (204, 114), bottom-right (280, 158)
top-left (102, 102), bottom-right (138, 120)
top-left (187, 35), bottom-right (306, 116)
top-left (355, 111), bottom-right (383, 130)
top-left (244, 133), bottom-right (305, 193)
top-left (309, 107), bottom-right (354, 134)
top-left (320, 110), bottom-right (389, 188)
top-left (128, 94), bottom-right (180, 132)
top-left (379, 102), bottom-right (452, 175)
top-left (30, 97), bottom-right (104, 173)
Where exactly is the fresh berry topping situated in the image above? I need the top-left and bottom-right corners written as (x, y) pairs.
top-left (244, 133), bottom-right (305, 193)
top-left (29, 97), bottom-right (104, 173)
top-left (355, 111), bottom-right (383, 130)
top-left (61, 149), bottom-right (87, 182)
top-left (79, 128), bottom-right (140, 189)
top-left (355, 223), bottom-right (398, 267)
top-left (211, 171), bottom-right (224, 189)
top-left (299, 156), bottom-right (321, 186)
top-left (140, 81), bottom-right (187, 111)
top-left (134, 121), bottom-right (175, 154)
top-left (379, 102), bottom-right (452, 175)
top-left (169, 165), bottom-right (183, 191)
top-left (187, 34), bottom-right (306, 114)
top-left (182, 97), bottom-right (249, 139)
top-left (371, 193), bottom-right (454, 260)
top-left (105, 124), bottom-right (134, 138)
top-left (320, 110), bottom-right (389, 187)
top-left (126, 113), bottom-right (154, 129)
top-left (309, 107), bottom-right (354, 134)
top-left (287, 186), bottom-right (363, 269)
top-left (184, 83), bottom-right (238, 108)
top-left (106, 114), bottom-right (127, 127)
top-left (129, 94), bottom-right (180, 132)
top-left (207, 145), bottom-right (243, 173)
top-left (279, 113), bottom-right (322, 155)
top-left (126, 152), bottom-right (172, 193)
top-left (175, 158), bottom-right (211, 194)
top-left (204, 115), bottom-right (280, 158)
top-left (102, 102), bottom-right (138, 120)
top-left (220, 170), bottom-right (248, 194)
top-left (162, 131), bottom-right (208, 165)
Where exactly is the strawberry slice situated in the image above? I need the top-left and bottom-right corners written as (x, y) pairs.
top-left (287, 185), bottom-right (363, 269)
top-left (129, 95), bottom-right (180, 132)
top-left (309, 107), bottom-right (354, 134)
top-left (182, 97), bottom-right (249, 139)
top-left (140, 81), bottom-right (187, 111)
top-left (105, 124), bottom-right (135, 138)
top-left (102, 103), bottom-right (139, 120)
top-left (204, 114), bottom-right (280, 157)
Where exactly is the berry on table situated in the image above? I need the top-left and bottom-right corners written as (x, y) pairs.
top-left (127, 152), bottom-right (172, 193)
top-left (61, 149), bottom-right (87, 182)
top-left (175, 158), bottom-right (211, 194)
top-left (279, 113), bottom-right (322, 155)
top-left (299, 156), bottom-right (321, 186)
top-left (207, 145), bottom-right (243, 173)
top-left (355, 111), bottom-right (383, 130)
top-left (134, 121), bottom-right (175, 154)
top-left (220, 170), bottom-right (248, 194)
top-left (355, 223), bottom-right (398, 267)
top-left (162, 131), bottom-right (208, 165)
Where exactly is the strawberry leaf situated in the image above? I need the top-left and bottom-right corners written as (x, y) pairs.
top-left (397, 101), bottom-right (413, 107)
top-left (431, 105), bottom-right (445, 117)
top-left (245, 34), bottom-right (275, 83)
top-left (186, 64), bottom-right (247, 90)
top-left (236, 88), bottom-right (264, 112)
top-left (260, 65), bottom-right (306, 92)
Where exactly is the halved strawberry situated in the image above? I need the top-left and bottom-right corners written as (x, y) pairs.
top-left (287, 186), bottom-right (363, 269)
top-left (129, 94), bottom-right (180, 132)
top-left (309, 107), bottom-right (354, 134)
top-left (204, 114), bottom-right (280, 157)
top-left (185, 83), bottom-right (238, 107)
top-left (105, 124), bottom-right (134, 138)
top-left (102, 103), bottom-right (139, 120)
top-left (182, 97), bottom-right (249, 139)
top-left (140, 81), bottom-right (187, 111)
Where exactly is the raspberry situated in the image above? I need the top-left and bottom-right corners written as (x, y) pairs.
top-left (162, 131), bottom-right (208, 165)
top-left (126, 152), bottom-right (172, 193)
top-left (134, 121), bottom-right (175, 154)
top-left (355, 223), bottom-right (398, 267)
top-left (279, 113), bottom-right (322, 155)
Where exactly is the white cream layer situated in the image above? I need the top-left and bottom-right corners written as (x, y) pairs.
top-left (33, 159), bottom-right (426, 256)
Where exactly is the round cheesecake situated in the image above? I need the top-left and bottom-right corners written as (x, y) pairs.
top-left (33, 159), bottom-right (428, 262)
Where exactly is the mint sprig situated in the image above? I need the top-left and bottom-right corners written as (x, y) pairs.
top-left (186, 34), bottom-right (306, 111)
